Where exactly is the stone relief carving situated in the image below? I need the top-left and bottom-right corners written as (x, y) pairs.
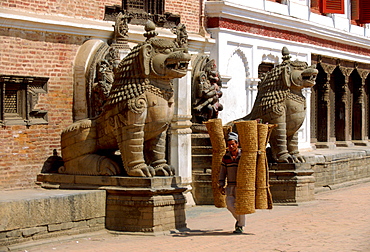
top-left (59, 20), bottom-right (191, 177)
top-left (191, 55), bottom-right (223, 123)
top-left (229, 47), bottom-right (318, 163)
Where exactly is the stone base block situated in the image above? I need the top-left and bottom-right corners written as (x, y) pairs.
top-left (106, 192), bottom-right (186, 232)
top-left (37, 174), bottom-right (187, 233)
top-left (269, 163), bottom-right (315, 204)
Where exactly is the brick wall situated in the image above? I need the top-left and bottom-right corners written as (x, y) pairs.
top-left (165, 0), bottom-right (201, 33)
top-left (0, 0), bottom-right (121, 20)
top-left (0, 27), bottom-right (89, 190)
top-left (1, 0), bottom-right (201, 33)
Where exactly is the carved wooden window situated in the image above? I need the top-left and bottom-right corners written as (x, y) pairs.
top-left (321, 0), bottom-right (344, 14)
top-left (0, 75), bottom-right (48, 126)
top-left (122, 0), bottom-right (164, 15)
top-left (352, 0), bottom-right (370, 23)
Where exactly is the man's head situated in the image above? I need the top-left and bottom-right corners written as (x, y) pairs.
top-left (227, 132), bottom-right (239, 153)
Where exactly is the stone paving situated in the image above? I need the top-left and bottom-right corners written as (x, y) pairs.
top-left (7, 181), bottom-right (370, 252)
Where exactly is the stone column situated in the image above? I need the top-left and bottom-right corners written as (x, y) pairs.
top-left (315, 63), bottom-right (336, 149)
top-left (337, 66), bottom-right (354, 147)
top-left (168, 67), bottom-right (195, 206)
top-left (352, 69), bottom-right (369, 145)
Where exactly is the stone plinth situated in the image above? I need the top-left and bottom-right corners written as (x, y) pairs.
top-left (268, 163), bottom-right (315, 204)
top-left (37, 174), bottom-right (187, 233)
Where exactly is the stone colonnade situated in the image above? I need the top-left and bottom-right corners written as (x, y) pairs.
top-left (311, 55), bottom-right (370, 148)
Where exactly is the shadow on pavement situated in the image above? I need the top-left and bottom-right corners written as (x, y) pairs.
top-left (172, 229), bottom-right (255, 237)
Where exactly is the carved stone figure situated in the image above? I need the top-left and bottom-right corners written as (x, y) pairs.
top-left (112, 12), bottom-right (131, 48)
top-left (172, 23), bottom-right (188, 50)
top-left (191, 55), bottom-right (223, 123)
top-left (231, 47), bottom-right (318, 163)
top-left (91, 58), bottom-right (115, 116)
top-left (60, 21), bottom-right (191, 177)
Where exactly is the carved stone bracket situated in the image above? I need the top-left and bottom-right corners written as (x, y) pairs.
top-left (338, 66), bottom-right (354, 104)
top-left (319, 63), bottom-right (336, 103)
top-left (338, 66), bottom-right (354, 77)
top-left (355, 68), bottom-right (369, 105)
top-left (320, 63), bottom-right (336, 75)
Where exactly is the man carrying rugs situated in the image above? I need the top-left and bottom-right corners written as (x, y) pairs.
top-left (218, 132), bottom-right (246, 234)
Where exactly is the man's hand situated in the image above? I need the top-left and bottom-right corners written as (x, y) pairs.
top-left (219, 186), bottom-right (225, 195)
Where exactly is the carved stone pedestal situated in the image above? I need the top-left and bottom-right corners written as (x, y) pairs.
top-left (37, 174), bottom-right (187, 233)
top-left (268, 163), bottom-right (315, 204)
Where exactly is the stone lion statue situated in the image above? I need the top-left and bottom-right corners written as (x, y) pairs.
top-left (231, 47), bottom-right (318, 163)
top-left (59, 21), bottom-right (191, 177)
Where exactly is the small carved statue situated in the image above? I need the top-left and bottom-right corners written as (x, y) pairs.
top-left (230, 47), bottom-right (318, 163)
top-left (92, 59), bottom-right (114, 116)
top-left (172, 23), bottom-right (188, 50)
top-left (60, 21), bottom-right (191, 177)
top-left (112, 12), bottom-right (131, 45)
top-left (192, 55), bottom-right (223, 123)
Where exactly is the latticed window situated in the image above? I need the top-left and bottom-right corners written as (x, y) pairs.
top-left (5, 89), bottom-right (21, 114)
top-left (122, 0), bottom-right (164, 15)
top-left (0, 75), bottom-right (48, 126)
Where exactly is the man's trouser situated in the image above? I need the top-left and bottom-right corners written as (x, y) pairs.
top-left (226, 185), bottom-right (246, 227)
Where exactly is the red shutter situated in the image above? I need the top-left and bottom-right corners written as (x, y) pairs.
top-left (321, 0), bottom-right (345, 14)
top-left (359, 0), bottom-right (370, 23)
top-left (351, 0), bottom-right (360, 20)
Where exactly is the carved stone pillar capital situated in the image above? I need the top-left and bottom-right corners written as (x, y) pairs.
top-left (338, 66), bottom-right (354, 78)
top-left (356, 68), bottom-right (370, 83)
top-left (320, 63), bottom-right (336, 75)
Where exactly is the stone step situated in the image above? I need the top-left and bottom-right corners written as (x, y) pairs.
top-left (191, 145), bottom-right (213, 154)
top-left (0, 188), bottom-right (105, 247)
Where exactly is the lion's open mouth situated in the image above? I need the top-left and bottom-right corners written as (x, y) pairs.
top-left (302, 68), bottom-right (318, 85)
top-left (166, 61), bottom-right (189, 71)
top-left (302, 73), bottom-right (317, 83)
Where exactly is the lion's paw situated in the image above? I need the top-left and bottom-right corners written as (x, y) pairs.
top-left (276, 153), bottom-right (294, 163)
top-left (290, 153), bottom-right (305, 163)
top-left (154, 164), bottom-right (175, 176)
top-left (127, 164), bottom-right (155, 177)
